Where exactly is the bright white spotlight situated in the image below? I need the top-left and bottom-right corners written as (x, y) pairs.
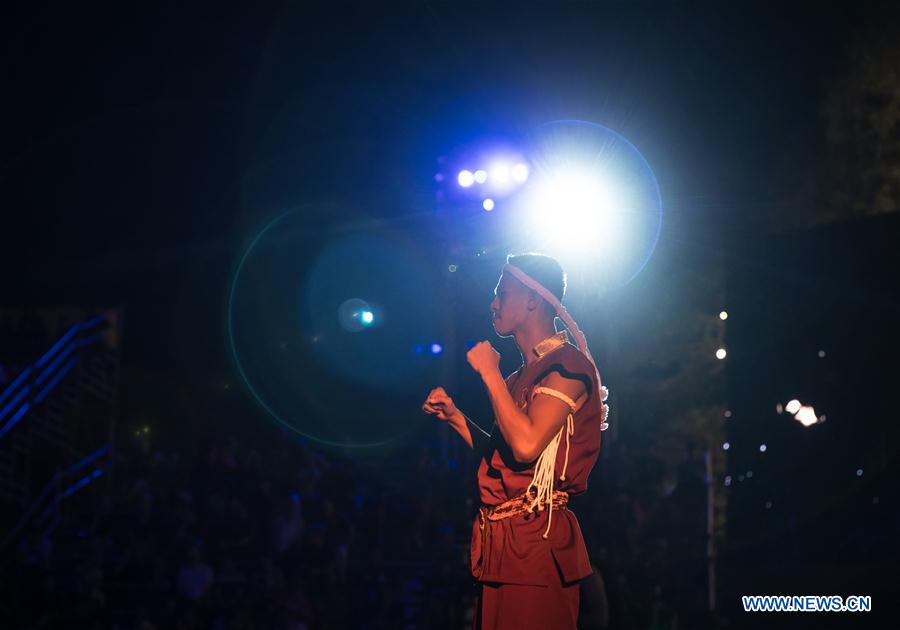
top-left (512, 163), bottom-right (529, 182)
top-left (474, 169), bottom-right (488, 184)
top-left (794, 405), bottom-right (818, 427)
top-left (482, 198), bottom-right (495, 211)
top-left (360, 310), bottom-right (374, 325)
top-left (785, 399), bottom-right (801, 415)
top-left (458, 170), bottom-right (474, 187)
top-left (526, 167), bottom-right (623, 253)
top-left (490, 163), bottom-right (510, 184)
top-left (719, 311), bottom-right (728, 320)
top-left (716, 348), bottom-right (727, 360)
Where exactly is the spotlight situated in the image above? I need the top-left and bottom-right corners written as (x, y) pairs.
top-left (856, 468), bottom-right (863, 477)
top-left (490, 162), bottom-right (510, 184)
top-left (512, 163), bottom-right (529, 182)
top-left (785, 399), bottom-right (801, 415)
top-left (474, 169), bottom-right (488, 184)
top-left (722, 442), bottom-right (730, 450)
top-left (716, 348), bottom-right (727, 360)
top-left (458, 170), bottom-right (475, 187)
top-left (759, 444), bottom-right (767, 452)
top-left (360, 310), bottom-right (374, 325)
top-left (719, 311), bottom-right (728, 320)
top-left (794, 405), bottom-right (818, 427)
top-left (430, 343), bottom-right (443, 355)
top-left (526, 167), bottom-right (624, 253)
top-left (482, 198), bottom-right (495, 211)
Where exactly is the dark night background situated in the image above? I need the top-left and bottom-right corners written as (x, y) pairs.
top-left (1, 2), bottom-right (897, 629)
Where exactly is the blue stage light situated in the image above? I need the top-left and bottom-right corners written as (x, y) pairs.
top-left (512, 163), bottom-right (529, 182)
top-left (458, 170), bottom-right (475, 187)
top-left (430, 343), bottom-right (443, 355)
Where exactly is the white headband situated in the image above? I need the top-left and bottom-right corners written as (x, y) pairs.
top-left (503, 263), bottom-right (609, 427)
top-left (503, 263), bottom-right (595, 366)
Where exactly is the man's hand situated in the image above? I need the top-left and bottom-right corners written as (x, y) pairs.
top-left (422, 387), bottom-right (460, 422)
top-left (466, 341), bottom-right (501, 378)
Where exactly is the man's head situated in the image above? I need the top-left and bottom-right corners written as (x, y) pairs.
top-left (490, 253), bottom-right (566, 337)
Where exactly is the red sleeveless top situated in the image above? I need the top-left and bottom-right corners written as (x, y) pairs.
top-left (470, 334), bottom-right (605, 586)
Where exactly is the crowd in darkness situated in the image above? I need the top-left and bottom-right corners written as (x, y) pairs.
top-left (3, 418), bottom-right (710, 629)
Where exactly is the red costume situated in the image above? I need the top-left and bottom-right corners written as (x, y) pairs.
top-left (470, 330), bottom-right (607, 630)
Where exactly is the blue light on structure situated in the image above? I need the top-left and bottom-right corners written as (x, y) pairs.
top-left (35, 358), bottom-right (75, 403)
top-left (36, 324), bottom-right (79, 368)
top-left (430, 343), bottom-right (443, 355)
top-left (0, 402), bottom-right (30, 440)
top-left (0, 367), bottom-right (31, 407)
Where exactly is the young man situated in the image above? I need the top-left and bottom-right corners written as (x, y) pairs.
top-left (423, 253), bottom-right (609, 630)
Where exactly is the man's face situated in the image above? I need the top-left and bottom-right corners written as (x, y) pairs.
top-left (490, 273), bottom-right (530, 337)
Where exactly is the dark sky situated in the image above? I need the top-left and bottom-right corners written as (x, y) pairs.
top-left (0, 2), bottom-right (876, 394)
top-left (1, 3), bottom-right (871, 263)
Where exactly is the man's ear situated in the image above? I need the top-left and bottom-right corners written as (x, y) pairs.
top-left (526, 289), bottom-right (541, 312)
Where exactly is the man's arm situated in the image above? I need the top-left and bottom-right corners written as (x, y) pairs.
top-left (481, 369), bottom-right (585, 463)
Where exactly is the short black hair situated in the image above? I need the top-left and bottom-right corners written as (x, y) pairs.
top-left (506, 253), bottom-right (567, 303)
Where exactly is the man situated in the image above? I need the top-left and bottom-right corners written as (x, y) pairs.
top-left (423, 253), bottom-right (609, 630)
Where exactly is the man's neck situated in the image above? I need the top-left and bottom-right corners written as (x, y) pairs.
top-left (514, 321), bottom-right (559, 367)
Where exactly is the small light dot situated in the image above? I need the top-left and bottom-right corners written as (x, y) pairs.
top-left (738, 475), bottom-right (745, 482)
top-left (719, 311), bottom-right (728, 320)
top-left (722, 442), bottom-right (730, 450)
top-left (765, 501), bottom-right (772, 509)
top-left (746, 470), bottom-right (753, 478)
top-left (483, 198), bottom-right (495, 211)
top-left (819, 414), bottom-right (827, 422)
top-left (759, 444), bottom-right (767, 452)
top-left (448, 264), bottom-right (458, 272)
top-left (775, 403), bottom-right (784, 414)
top-left (856, 468), bottom-right (863, 477)
top-left (818, 350), bottom-right (826, 358)
top-left (724, 410), bottom-right (732, 418)
top-left (716, 348), bottom-right (727, 360)
top-left (434, 173), bottom-right (444, 182)
top-left (724, 476), bottom-right (732, 486)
